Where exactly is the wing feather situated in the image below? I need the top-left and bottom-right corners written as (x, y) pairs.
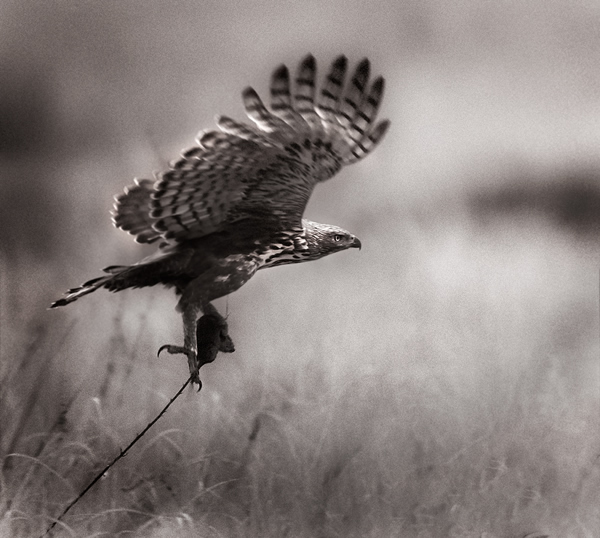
top-left (242, 87), bottom-right (294, 141)
top-left (111, 179), bottom-right (161, 244)
top-left (216, 115), bottom-right (278, 147)
top-left (270, 64), bottom-right (310, 134)
top-left (338, 58), bottom-right (370, 129)
top-left (294, 55), bottom-right (321, 131)
top-left (345, 119), bottom-right (391, 164)
top-left (317, 55), bottom-right (348, 127)
top-left (112, 54), bottom-right (389, 244)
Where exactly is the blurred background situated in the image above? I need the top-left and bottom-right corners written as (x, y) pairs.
top-left (1, 1), bottom-right (599, 537)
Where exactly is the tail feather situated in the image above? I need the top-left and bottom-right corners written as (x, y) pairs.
top-left (102, 265), bottom-right (128, 274)
top-left (50, 249), bottom-right (184, 309)
top-left (50, 275), bottom-right (112, 308)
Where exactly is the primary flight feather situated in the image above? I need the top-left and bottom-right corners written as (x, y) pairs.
top-left (51, 54), bottom-right (390, 385)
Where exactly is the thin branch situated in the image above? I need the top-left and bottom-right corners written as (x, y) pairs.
top-left (40, 375), bottom-right (193, 537)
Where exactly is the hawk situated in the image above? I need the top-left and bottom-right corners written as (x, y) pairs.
top-left (51, 54), bottom-right (389, 386)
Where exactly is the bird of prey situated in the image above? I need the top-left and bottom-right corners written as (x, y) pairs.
top-left (51, 54), bottom-right (389, 386)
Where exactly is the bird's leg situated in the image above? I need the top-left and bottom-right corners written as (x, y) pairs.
top-left (182, 303), bottom-right (201, 383)
top-left (158, 303), bottom-right (201, 386)
top-left (157, 302), bottom-right (234, 389)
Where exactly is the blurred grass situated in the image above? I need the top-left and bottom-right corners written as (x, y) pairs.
top-left (1, 213), bottom-right (598, 537)
top-left (1, 1), bottom-right (600, 536)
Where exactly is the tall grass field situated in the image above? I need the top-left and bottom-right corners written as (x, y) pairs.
top-left (2, 210), bottom-right (598, 537)
top-left (1, 2), bottom-right (600, 536)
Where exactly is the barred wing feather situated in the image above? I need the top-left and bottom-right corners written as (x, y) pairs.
top-left (111, 54), bottom-right (389, 244)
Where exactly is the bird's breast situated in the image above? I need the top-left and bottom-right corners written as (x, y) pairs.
top-left (214, 254), bottom-right (259, 288)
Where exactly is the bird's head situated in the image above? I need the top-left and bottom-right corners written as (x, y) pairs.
top-left (302, 220), bottom-right (361, 259)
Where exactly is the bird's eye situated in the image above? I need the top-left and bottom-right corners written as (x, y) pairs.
top-left (333, 234), bottom-right (343, 242)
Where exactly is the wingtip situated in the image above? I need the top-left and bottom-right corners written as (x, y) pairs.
top-left (355, 57), bottom-right (371, 77)
top-left (241, 86), bottom-right (256, 99)
top-left (242, 86), bottom-right (265, 112)
top-left (272, 64), bottom-right (289, 79)
top-left (371, 76), bottom-right (385, 95)
top-left (374, 119), bottom-right (391, 139)
top-left (332, 54), bottom-right (348, 68)
top-left (298, 54), bottom-right (316, 73)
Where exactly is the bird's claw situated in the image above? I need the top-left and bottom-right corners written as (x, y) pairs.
top-left (157, 344), bottom-right (187, 357)
top-left (157, 313), bottom-right (235, 391)
top-left (157, 345), bottom-right (202, 388)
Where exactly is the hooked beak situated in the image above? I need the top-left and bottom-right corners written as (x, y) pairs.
top-left (351, 236), bottom-right (362, 250)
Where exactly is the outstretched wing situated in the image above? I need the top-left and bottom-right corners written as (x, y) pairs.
top-left (112, 54), bottom-right (390, 244)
